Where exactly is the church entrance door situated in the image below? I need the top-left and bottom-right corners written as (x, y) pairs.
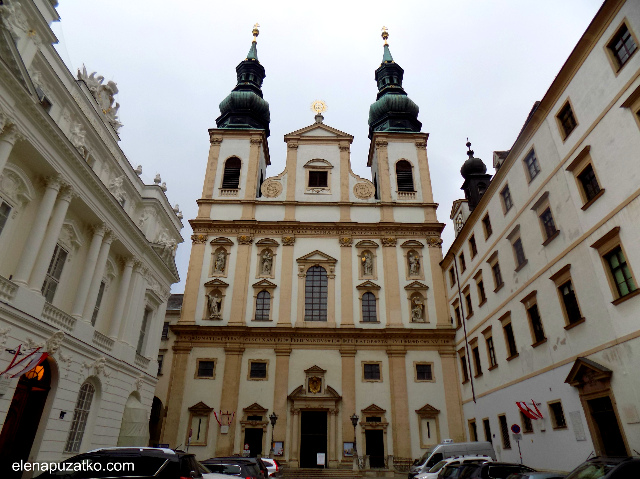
top-left (588, 396), bottom-right (627, 456)
top-left (365, 429), bottom-right (385, 468)
top-left (300, 411), bottom-right (327, 468)
top-left (0, 360), bottom-right (52, 478)
top-left (244, 427), bottom-right (264, 457)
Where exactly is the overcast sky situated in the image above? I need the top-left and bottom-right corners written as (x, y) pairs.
top-left (51, 0), bottom-right (603, 293)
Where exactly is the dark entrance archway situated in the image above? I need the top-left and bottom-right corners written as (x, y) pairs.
top-left (0, 359), bottom-right (52, 478)
top-left (149, 396), bottom-right (164, 446)
top-left (300, 411), bottom-right (327, 468)
top-left (244, 428), bottom-right (264, 457)
top-left (365, 429), bottom-right (385, 468)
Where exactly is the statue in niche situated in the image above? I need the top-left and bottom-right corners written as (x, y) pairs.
top-left (207, 291), bottom-right (222, 319)
top-left (213, 249), bottom-right (226, 273)
top-left (362, 251), bottom-right (373, 276)
top-left (408, 251), bottom-right (420, 275)
top-left (261, 250), bottom-right (273, 275)
top-left (411, 296), bottom-right (424, 322)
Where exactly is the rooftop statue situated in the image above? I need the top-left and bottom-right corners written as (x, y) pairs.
top-left (77, 65), bottom-right (123, 132)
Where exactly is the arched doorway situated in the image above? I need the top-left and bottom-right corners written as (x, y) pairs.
top-left (118, 392), bottom-right (150, 447)
top-left (149, 396), bottom-right (164, 446)
top-left (0, 359), bottom-right (53, 477)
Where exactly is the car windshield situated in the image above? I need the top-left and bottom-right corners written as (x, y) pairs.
top-left (565, 463), bottom-right (616, 479)
top-left (205, 464), bottom-right (243, 475)
top-left (428, 460), bottom-right (448, 473)
top-left (486, 465), bottom-right (534, 478)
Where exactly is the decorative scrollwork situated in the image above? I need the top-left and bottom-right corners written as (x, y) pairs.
top-left (282, 236), bottom-right (295, 246)
top-left (339, 237), bottom-right (353, 247)
top-left (353, 182), bottom-right (375, 200)
top-left (191, 234), bottom-right (208, 244)
top-left (237, 235), bottom-right (253, 245)
top-left (381, 237), bottom-right (397, 247)
top-left (261, 179), bottom-right (283, 198)
top-left (427, 236), bottom-right (443, 248)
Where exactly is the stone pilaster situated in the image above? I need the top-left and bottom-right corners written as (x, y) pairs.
top-left (387, 347), bottom-right (411, 460)
top-left (180, 234), bottom-right (208, 324)
top-left (71, 224), bottom-right (107, 318)
top-left (108, 257), bottom-right (135, 338)
top-left (215, 343), bottom-right (245, 456)
top-left (162, 342), bottom-right (193, 447)
top-left (82, 230), bottom-right (115, 322)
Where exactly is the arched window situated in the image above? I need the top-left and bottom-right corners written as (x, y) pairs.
top-left (396, 160), bottom-right (415, 192)
top-left (255, 290), bottom-right (271, 321)
top-left (362, 292), bottom-right (377, 322)
top-left (221, 157), bottom-right (241, 189)
top-left (305, 266), bottom-right (327, 321)
top-left (65, 382), bottom-right (96, 453)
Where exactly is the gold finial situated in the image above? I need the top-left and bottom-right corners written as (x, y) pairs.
top-left (311, 100), bottom-right (328, 115)
top-left (252, 23), bottom-right (260, 41)
top-left (381, 26), bottom-right (389, 44)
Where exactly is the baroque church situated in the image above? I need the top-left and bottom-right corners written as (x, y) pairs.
top-left (158, 26), bottom-right (465, 469)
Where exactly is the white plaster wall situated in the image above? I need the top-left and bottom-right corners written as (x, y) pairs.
top-left (350, 207), bottom-right (380, 223)
top-left (255, 204), bottom-right (286, 221)
top-left (392, 207), bottom-right (427, 224)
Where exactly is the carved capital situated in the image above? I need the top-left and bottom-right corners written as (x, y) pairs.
top-left (119, 255), bottom-right (135, 269)
top-left (426, 236), bottom-right (443, 248)
top-left (339, 237), bottom-right (353, 247)
top-left (237, 234), bottom-right (253, 245)
top-left (282, 236), bottom-right (295, 246)
top-left (102, 229), bottom-right (116, 244)
top-left (414, 140), bottom-right (427, 149)
top-left (287, 143), bottom-right (298, 150)
top-left (92, 223), bottom-right (107, 237)
top-left (381, 237), bottom-right (397, 247)
top-left (339, 145), bottom-right (350, 152)
top-left (44, 174), bottom-right (65, 191)
top-left (210, 137), bottom-right (223, 145)
top-left (191, 234), bottom-right (208, 244)
top-left (58, 184), bottom-right (76, 202)
top-left (0, 124), bottom-right (24, 144)
top-left (250, 138), bottom-right (262, 144)
top-left (0, 111), bottom-right (13, 132)
top-left (375, 140), bottom-right (388, 148)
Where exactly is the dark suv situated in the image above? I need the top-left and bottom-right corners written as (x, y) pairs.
top-left (564, 457), bottom-right (640, 478)
top-left (34, 447), bottom-right (203, 478)
top-left (203, 457), bottom-right (267, 479)
top-left (202, 458), bottom-right (263, 479)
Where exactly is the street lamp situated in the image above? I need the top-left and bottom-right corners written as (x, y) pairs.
top-left (269, 412), bottom-right (278, 457)
top-left (350, 414), bottom-right (359, 470)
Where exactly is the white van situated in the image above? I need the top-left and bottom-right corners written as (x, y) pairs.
top-left (408, 441), bottom-right (496, 478)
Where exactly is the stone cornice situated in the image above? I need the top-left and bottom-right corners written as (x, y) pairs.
top-left (196, 198), bottom-right (440, 209)
top-left (171, 324), bottom-right (456, 350)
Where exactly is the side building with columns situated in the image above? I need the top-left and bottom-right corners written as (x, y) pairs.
top-left (159, 29), bottom-right (464, 472)
top-left (442, 0), bottom-right (640, 472)
top-left (0, 0), bottom-right (183, 471)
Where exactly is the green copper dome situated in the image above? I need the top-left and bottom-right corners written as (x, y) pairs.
top-left (368, 93), bottom-right (419, 128)
top-left (218, 90), bottom-right (270, 126)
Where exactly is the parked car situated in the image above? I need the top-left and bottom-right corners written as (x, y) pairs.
top-left (564, 456), bottom-right (640, 479)
top-left (34, 447), bottom-right (204, 478)
top-left (438, 463), bottom-right (480, 479)
top-left (410, 441), bottom-right (496, 478)
top-left (203, 456), bottom-right (268, 479)
top-left (461, 462), bottom-right (536, 479)
top-left (260, 458), bottom-right (282, 478)
top-left (417, 455), bottom-right (492, 479)
top-left (506, 472), bottom-right (565, 479)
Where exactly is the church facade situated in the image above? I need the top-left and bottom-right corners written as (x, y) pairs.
top-left (160, 29), bottom-right (464, 469)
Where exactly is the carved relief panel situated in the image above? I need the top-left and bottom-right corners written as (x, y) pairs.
top-left (355, 240), bottom-right (379, 281)
top-left (255, 238), bottom-right (279, 279)
top-left (210, 237), bottom-right (233, 278)
top-left (401, 240), bottom-right (425, 280)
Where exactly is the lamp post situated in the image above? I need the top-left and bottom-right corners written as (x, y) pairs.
top-left (350, 414), bottom-right (359, 470)
top-left (269, 412), bottom-right (278, 458)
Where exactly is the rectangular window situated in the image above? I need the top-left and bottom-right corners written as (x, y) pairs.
top-left (477, 280), bottom-right (487, 304)
top-left (472, 345), bottom-right (482, 377)
top-left (483, 418), bottom-right (492, 444)
top-left (469, 235), bottom-right (478, 258)
top-left (415, 363), bottom-right (433, 381)
top-left (524, 149), bottom-right (540, 182)
top-left (161, 321), bottom-right (170, 340)
top-left (469, 419), bottom-right (478, 442)
top-left (465, 291), bottom-right (473, 318)
top-left (557, 101), bottom-right (577, 139)
top-left (482, 214), bottom-right (492, 239)
top-left (605, 246), bottom-right (637, 298)
top-left (137, 308), bottom-right (151, 355)
top-left (41, 244), bottom-right (68, 303)
top-left (513, 238), bottom-right (527, 269)
top-left (608, 23), bottom-right (637, 69)
top-left (249, 361), bottom-right (268, 379)
top-left (454, 304), bottom-right (462, 329)
top-left (363, 362), bottom-right (381, 381)
top-left (90, 281), bottom-right (106, 326)
top-left (0, 201), bottom-right (11, 236)
top-left (540, 208), bottom-right (557, 240)
top-left (459, 252), bottom-right (466, 272)
top-left (499, 414), bottom-right (511, 449)
top-left (548, 401), bottom-right (567, 429)
top-left (560, 280), bottom-right (583, 325)
top-left (157, 354), bottom-right (164, 376)
top-left (520, 411), bottom-right (533, 433)
top-left (492, 262), bottom-right (503, 290)
top-left (196, 360), bottom-right (216, 378)
top-left (308, 171), bottom-right (328, 188)
top-left (578, 164), bottom-right (601, 202)
top-left (459, 351), bottom-right (469, 383)
top-left (501, 185), bottom-right (513, 213)
top-left (503, 321), bottom-right (518, 359)
top-left (527, 304), bottom-right (546, 345)
top-left (486, 336), bottom-right (497, 368)
top-left (449, 267), bottom-right (456, 287)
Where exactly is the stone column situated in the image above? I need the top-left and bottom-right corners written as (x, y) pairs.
top-left (340, 239), bottom-right (354, 327)
top-left (273, 347), bottom-right (291, 448)
top-left (161, 342), bottom-right (193, 447)
top-left (28, 184), bottom-right (74, 291)
top-left (284, 143), bottom-right (298, 221)
top-left (387, 348), bottom-right (411, 460)
top-left (108, 257), bottom-right (135, 338)
top-left (289, 408), bottom-right (300, 468)
top-left (329, 409), bottom-right (339, 467)
top-left (439, 351), bottom-right (465, 442)
top-left (71, 224), bottom-right (107, 319)
top-left (277, 238), bottom-right (295, 326)
top-left (339, 144), bottom-right (351, 222)
top-left (82, 230), bottom-right (114, 321)
top-left (122, 266), bottom-right (148, 345)
top-left (198, 135), bottom-right (222, 218)
top-left (374, 139), bottom-right (394, 222)
top-left (340, 347), bottom-right (356, 464)
top-left (180, 234), bottom-right (207, 324)
top-left (13, 175), bottom-right (63, 285)
top-left (427, 240), bottom-right (450, 327)
top-left (229, 236), bottom-right (252, 326)
top-left (0, 124), bottom-right (24, 173)
top-left (215, 343), bottom-right (245, 456)
top-left (241, 137), bottom-right (262, 219)
top-left (381, 238), bottom-right (402, 326)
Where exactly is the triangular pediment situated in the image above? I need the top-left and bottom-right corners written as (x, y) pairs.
top-left (243, 402), bottom-right (268, 413)
top-left (565, 357), bottom-right (612, 387)
top-left (297, 250), bottom-right (337, 264)
top-left (415, 403), bottom-right (441, 417)
top-left (356, 281), bottom-right (381, 290)
top-left (404, 281), bottom-right (429, 291)
top-left (362, 404), bottom-right (386, 414)
top-left (285, 122), bottom-right (353, 139)
top-left (204, 279), bottom-right (229, 288)
top-left (305, 365), bottom-right (327, 374)
top-left (355, 240), bottom-right (379, 249)
top-left (401, 240), bottom-right (425, 249)
top-left (252, 279), bottom-right (277, 289)
top-left (188, 401), bottom-right (213, 413)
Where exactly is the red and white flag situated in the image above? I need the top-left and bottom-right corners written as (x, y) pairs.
top-left (0, 346), bottom-right (49, 378)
